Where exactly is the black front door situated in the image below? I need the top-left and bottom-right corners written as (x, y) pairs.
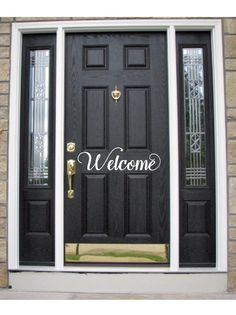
top-left (64, 33), bottom-right (169, 264)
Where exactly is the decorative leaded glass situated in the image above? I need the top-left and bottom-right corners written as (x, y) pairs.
top-left (28, 50), bottom-right (50, 185)
top-left (183, 48), bottom-right (207, 186)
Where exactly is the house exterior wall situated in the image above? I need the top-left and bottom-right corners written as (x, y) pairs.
top-left (225, 18), bottom-right (236, 291)
top-left (0, 17), bottom-right (236, 292)
top-left (0, 17), bottom-right (11, 288)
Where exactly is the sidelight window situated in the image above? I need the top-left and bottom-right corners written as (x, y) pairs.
top-left (19, 34), bottom-right (56, 265)
top-left (28, 50), bottom-right (50, 185)
top-left (177, 32), bottom-right (215, 267)
top-left (182, 48), bottom-right (207, 186)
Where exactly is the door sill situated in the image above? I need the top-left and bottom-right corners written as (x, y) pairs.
top-left (10, 265), bottom-right (225, 273)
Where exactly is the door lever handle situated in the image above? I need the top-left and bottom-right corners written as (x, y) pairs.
top-left (67, 159), bottom-right (76, 199)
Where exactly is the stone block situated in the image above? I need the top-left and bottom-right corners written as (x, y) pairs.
top-left (0, 118), bottom-right (8, 130)
top-left (0, 46), bottom-right (10, 58)
top-left (225, 59), bottom-right (236, 71)
top-left (0, 17), bottom-right (14, 22)
top-left (224, 19), bottom-right (236, 34)
top-left (229, 242), bottom-right (236, 254)
top-left (228, 140), bottom-right (236, 163)
top-left (0, 23), bottom-right (10, 34)
top-left (0, 182), bottom-right (6, 204)
top-left (0, 156), bottom-right (7, 180)
top-left (228, 271), bottom-right (236, 291)
top-left (227, 121), bottom-right (236, 138)
top-left (0, 239), bottom-right (6, 262)
top-left (0, 59), bottom-right (9, 81)
top-left (229, 255), bottom-right (236, 268)
top-left (228, 165), bottom-right (236, 176)
top-left (0, 95), bottom-right (8, 107)
top-left (230, 228), bottom-right (236, 240)
top-left (0, 263), bottom-right (7, 287)
top-left (0, 82), bottom-right (9, 94)
top-left (226, 72), bottom-right (236, 107)
top-left (0, 107), bottom-right (8, 119)
top-left (0, 141), bottom-right (7, 155)
top-left (229, 214), bottom-right (236, 227)
top-left (224, 36), bottom-right (236, 58)
top-left (229, 177), bottom-right (236, 214)
top-left (14, 17), bottom-right (70, 21)
top-left (227, 108), bottom-right (236, 121)
top-left (0, 218), bottom-right (6, 238)
top-left (0, 130), bottom-right (7, 143)
top-left (0, 35), bottom-right (10, 46)
top-left (0, 205), bottom-right (6, 218)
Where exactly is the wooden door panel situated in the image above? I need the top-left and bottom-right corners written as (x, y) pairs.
top-left (83, 88), bottom-right (108, 149)
top-left (83, 174), bottom-right (108, 235)
top-left (64, 33), bottom-right (169, 258)
top-left (125, 174), bottom-right (151, 235)
top-left (125, 87), bottom-right (150, 149)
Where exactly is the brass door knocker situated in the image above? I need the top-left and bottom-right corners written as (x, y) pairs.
top-left (111, 86), bottom-right (121, 103)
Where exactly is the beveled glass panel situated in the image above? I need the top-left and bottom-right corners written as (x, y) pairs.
top-left (28, 50), bottom-right (50, 185)
top-left (183, 48), bottom-right (207, 186)
top-left (65, 243), bottom-right (169, 263)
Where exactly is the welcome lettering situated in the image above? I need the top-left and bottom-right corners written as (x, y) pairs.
top-left (77, 147), bottom-right (161, 171)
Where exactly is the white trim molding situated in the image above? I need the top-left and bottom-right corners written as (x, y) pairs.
top-left (8, 19), bottom-right (227, 273)
top-left (167, 25), bottom-right (179, 272)
top-left (55, 27), bottom-right (65, 271)
top-left (211, 22), bottom-right (228, 271)
top-left (8, 23), bottom-right (22, 270)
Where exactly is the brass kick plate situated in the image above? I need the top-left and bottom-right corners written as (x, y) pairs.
top-left (65, 243), bottom-right (169, 263)
top-left (67, 142), bottom-right (76, 152)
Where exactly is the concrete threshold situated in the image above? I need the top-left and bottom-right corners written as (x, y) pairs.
top-left (9, 272), bottom-right (228, 293)
top-left (1, 289), bottom-right (236, 299)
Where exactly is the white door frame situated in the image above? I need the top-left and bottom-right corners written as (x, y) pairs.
top-left (8, 19), bottom-right (227, 272)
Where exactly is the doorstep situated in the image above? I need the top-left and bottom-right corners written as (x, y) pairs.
top-left (0, 289), bottom-right (236, 300)
top-left (8, 272), bottom-right (227, 293)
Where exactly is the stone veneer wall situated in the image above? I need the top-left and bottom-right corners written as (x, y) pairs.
top-left (0, 17), bottom-right (236, 291)
top-left (224, 18), bottom-right (236, 292)
top-left (0, 17), bottom-right (11, 288)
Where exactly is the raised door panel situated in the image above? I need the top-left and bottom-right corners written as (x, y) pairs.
top-left (83, 88), bottom-right (108, 149)
top-left (125, 87), bottom-right (150, 149)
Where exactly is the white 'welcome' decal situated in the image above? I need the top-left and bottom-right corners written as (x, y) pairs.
top-left (77, 147), bottom-right (161, 171)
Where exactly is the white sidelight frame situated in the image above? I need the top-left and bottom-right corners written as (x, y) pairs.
top-left (8, 19), bottom-right (227, 273)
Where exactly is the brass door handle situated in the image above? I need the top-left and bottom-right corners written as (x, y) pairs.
top-left (67, 159), bottom-right (76, 199)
